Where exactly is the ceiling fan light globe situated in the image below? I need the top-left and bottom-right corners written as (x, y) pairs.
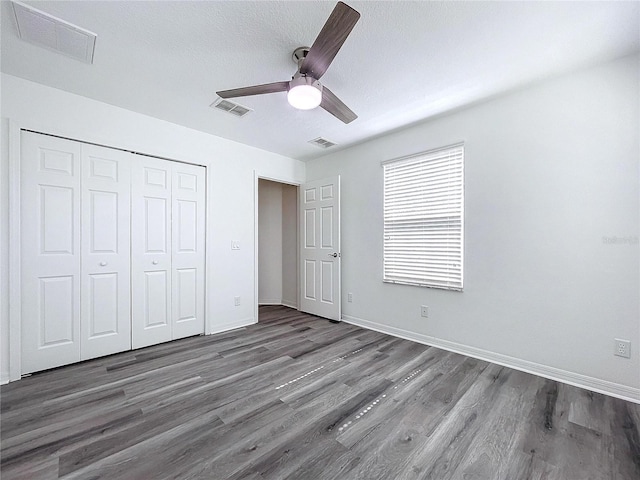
top-left (288, 84), bottom-right (322, 110)
top-left (287, 74), bottom-right (322, 110)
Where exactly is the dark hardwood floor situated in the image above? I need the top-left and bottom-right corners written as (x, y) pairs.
top-left (1, 305), bottom-right (639, 479)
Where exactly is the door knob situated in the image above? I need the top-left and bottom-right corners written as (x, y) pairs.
top-left (328, 252), bottom-right (338, 258)
top-left (152, 260), bottom-right (159, 265)
top-left (99, 261), bottom-right (107, 266)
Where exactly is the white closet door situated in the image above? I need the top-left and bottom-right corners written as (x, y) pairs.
top-left (80, 144), bottom-right (132, 360)
top-left (21, 132), bottom-right (82, 373)
top-left (171, 163), bottom-right (206, 339)
top-left (131, 157), bottom-right (173, 349)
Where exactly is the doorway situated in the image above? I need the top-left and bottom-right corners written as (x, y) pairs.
top-left (257, 179), bottom-right (298, 318)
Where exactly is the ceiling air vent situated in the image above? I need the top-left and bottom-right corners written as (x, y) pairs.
top-left (309, 137), bottom-right (337, 149)
top-left (11, 0), bottom-right (97, 64)
top-left (211, 98), bottom-right (252, 118)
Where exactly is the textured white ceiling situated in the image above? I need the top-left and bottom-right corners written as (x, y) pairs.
top-left (2, 1), bottom-right (639, 161)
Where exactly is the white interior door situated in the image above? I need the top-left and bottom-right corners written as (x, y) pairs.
top-left (21, 132), bottom-right (82, 373)
top-left (80, 144), bottom-right (132, 360)
top-left (131, 156), bottom-right (173, 348)
top-left (299, 176), bottom-right (341, 321)
top-left (171, 163), bottom-right (206, 339)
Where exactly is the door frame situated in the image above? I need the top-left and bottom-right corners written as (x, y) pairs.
top-left (7, 120), bottom-right (22, 382)
top-left (253, 171), bottom-right (301, 324)
top-left (6, 120), bottom-right (211, 382)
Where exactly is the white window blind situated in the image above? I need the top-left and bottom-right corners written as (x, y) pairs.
top-left (383, 144), bottom-right (464, 290)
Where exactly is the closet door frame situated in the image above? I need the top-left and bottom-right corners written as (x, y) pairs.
top-left (6, 122), bottom-right (209, 382)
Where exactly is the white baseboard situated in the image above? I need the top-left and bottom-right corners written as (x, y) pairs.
top-left (208, 317), bottom-right (255, 335)
top-left (258, 301), bottom-right (298, 309)
top-left (342, 314), bottom-right (640, 404)
top-left (258, 300), bottom-right (282, 306)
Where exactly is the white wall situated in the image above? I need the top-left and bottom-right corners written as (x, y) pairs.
top-left (306, 54), bottom-right (640, 400)
top-left (1, 73), bottom-right (305, 381)
top-left (258, 179), bottom-right (283, 304)
top-left (3, 54), bottom-right (637, 399)
top-left (258, 179), bottom-right (298, 308)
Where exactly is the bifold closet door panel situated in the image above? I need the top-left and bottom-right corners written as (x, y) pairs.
top-left (131, 157), bottom-right (173, 349)
top-left (80, 144), bottom-right (132, 360)
top-left (21, 132), bottom-right (82, 374)
top-left (172, 163), bottom-right (206, 340)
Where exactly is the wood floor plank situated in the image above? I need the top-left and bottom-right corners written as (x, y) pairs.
top-left (1, 405), bottom-right (143, 471)
top-left (397, 364), bottom-right (517, 480)
top-left (59, 411), bottom-right (226, 480)
top-left (0, 455), bottom-right (59, 480)
top-left (445, 370), bottom-right (544, 480)
top-left (335, 350), bottom-right (465, 450)
top-left (610, 397), bottom-right (640, 478)
top-left (1, 305), bottom-right (638, 480)
top-left (220, 379), bottom-right (394, 480)
top-left (518, 380), bottom-right (613, 479)
top-left (1, 388), bottom-right (127, 439)
top-left (57, 384), bottom-right (226, 476)
top-left (337, 357), bottom-right (491, 479)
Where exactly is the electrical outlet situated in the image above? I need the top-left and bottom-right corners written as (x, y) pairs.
top-left (347, 293), bottom-right (353, 303)
top-left (231, 241), bottom-right (240, 250)
top-left (234, 296), bottom-right (241, 306)
top-left (614, 338), bottom-right (631, 358)
top-left (421, 305), bottom-right (429, 318)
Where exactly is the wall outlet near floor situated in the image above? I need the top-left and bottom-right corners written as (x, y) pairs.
top-left (614, 338), bottom-right (631, 358)
top-left (421, 305), bottom-right (429, 318)
top-left (347, 293), bottom-right (353, 303)
top-left (234, 296), bottom-right (241, 306)
top-left (231, 241), bottom-right (240, 250)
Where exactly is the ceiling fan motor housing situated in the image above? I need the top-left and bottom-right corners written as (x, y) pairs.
top-left (289, 73), bottom-right (322, 91)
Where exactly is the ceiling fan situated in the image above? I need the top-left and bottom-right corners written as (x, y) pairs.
top-left (216, 2), bottom-right (361, 124)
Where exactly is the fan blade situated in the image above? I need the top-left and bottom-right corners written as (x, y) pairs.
top-left (320, 86), bottom-right (357, 124)
top-left (300, 2), bottom-right (360, 80)
top-left (217, 81), bottom-right (289, 99)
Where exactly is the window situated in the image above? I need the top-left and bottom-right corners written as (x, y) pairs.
top-left (383, 144), bottom-right (464, 290)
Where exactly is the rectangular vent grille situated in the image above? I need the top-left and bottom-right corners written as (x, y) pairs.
top-left (309, 137), bottom-right (337, 149)
top-left (12, 1), bottom-right (96, 64)
top-left (211, 99), bottom-right (252, 117)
